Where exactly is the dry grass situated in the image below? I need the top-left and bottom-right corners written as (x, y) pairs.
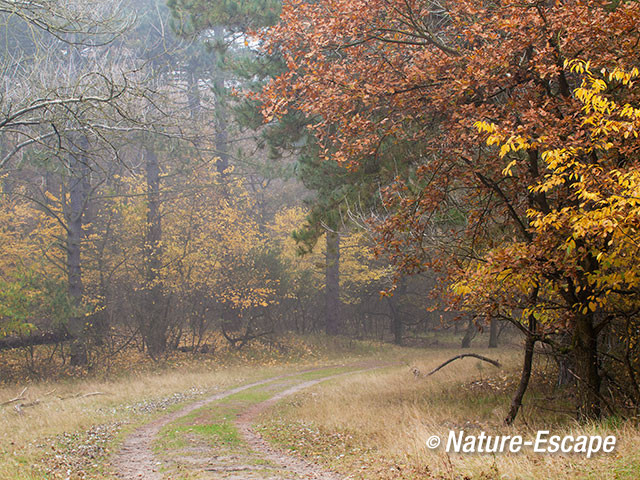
top-left (3, 338), bottom-right (636, 479)
top-left (0, 366), bottom-right (276, 479)
top-left (0, 334), bottom-right (393, 479)
top-left (260, 347), bottom-right (639, 480)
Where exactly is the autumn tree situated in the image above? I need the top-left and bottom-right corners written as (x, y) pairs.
top-left (0, 0), bottom-right (134, 365)
top-left (0, 196), bottom-right (70, 343)
top-left (260, 0), bottom-right (640, 419)
top-left (456, 61), bottom-right (640, 421)
top-left (0, 0), bottom-right (210, 362)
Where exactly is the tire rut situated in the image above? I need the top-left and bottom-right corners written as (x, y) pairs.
top-left (113, 366), bottom-right (343, 479)
top-left (235, 372), bottom-right (370, 480)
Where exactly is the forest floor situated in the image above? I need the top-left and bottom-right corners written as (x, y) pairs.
top-left (1, 335), bottom-right (638, 480)
top-left (257, 351), bottom-right (640, 480)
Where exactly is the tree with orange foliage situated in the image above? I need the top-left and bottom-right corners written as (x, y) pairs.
top-left (457, 62), bottom-right (640, 422)
top-left (260, 0), bottom-right (640, 419)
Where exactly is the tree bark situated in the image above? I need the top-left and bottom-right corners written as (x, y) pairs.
top-left (212, 26), bottom-right (229, 175)
top-left (143, 144), bottom-right (166, 359)
top-left (65, 143), bottom-right (90, 366)
top-left (325, 230), bottom-right (341, 336)
top-left (573, 313), bottom-right (602, 419)
top-left (488, 318), bottom-right (499, 348)
top-left (186, 57), bottom-right (201, 120)
top-left (505, 286), bottom-right (539, 425)
top-left (461, 318), bottom-right (475, 348)
top-left (505, 315), bottom-right (537, 425)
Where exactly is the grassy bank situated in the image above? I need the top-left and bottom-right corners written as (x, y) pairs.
top-left (258, 347), bottom-right (639, 480)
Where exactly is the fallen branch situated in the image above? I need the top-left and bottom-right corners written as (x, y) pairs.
top-left (59, 391), bottom-right (106, 400)
top-left (1, 387), bottom-right (28, 406)
top-left (14, 399), bottom-right (41, 413)
top-left (415, 354), bottom-right (502, 377)
top-left (10, 389), bottom-right (56, 414)
top-left (77, 391), bottom-right (106, 399)
top-left (0, 330), bottom-right (71, 351)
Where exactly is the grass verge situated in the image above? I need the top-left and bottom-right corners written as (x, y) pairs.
top-left (258, 347), bottom-right (640, 480)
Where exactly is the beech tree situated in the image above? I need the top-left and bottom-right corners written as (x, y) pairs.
top-left (260, 0), bottom-right (640, 419)
top-left (456, 61), bottom-right (640, 421)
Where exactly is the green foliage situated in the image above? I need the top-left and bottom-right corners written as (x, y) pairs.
top-left (168, 0), bottom-right (281, 34)
top-left (0, 268), bottom-right (76, 337)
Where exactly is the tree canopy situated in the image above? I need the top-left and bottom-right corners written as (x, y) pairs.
top-left (260, 0), bottom-right (640, 419)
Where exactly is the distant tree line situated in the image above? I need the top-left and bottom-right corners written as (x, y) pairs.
top-left (0, 0), bottom-right (464, 376)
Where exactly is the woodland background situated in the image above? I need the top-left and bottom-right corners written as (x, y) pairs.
top-left (0, 0), bottom-right (639, 427)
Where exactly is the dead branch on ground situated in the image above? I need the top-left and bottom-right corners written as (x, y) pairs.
top-left (412, 354), bottom-right (502, 378)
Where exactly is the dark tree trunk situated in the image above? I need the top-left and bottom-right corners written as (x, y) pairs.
top-left (573, 313), bottom-right (602, 419)
top-left (505, 314), bottom-right (537, 425)
top-left (143, 144), bottom-right (167, 359)
top-left (186, 57), bottom-right (201, 120)
top-left (65, 144), bottom-right (90, 366)
top-left (505, 286), bottom-right (539, 425)
top-left (461, 318), bottom-right (475, 348)
top-left (325, 230), bottom-right (341, 336)
top-left (488, 318), bottom-right (499, 348)
top-left (1, 139), bottom-right (13, 195)
top-left (505, 328), bottom-right (536, 425)
top-left (212, 26), bottom-right (229, 176)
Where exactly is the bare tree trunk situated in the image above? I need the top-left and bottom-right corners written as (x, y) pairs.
top-left (505, 287), bottom-right (539, 425)
top-left (65, 145), bottom-right (90, 366)
top-left (143, 144), bottom-right (166, 359)
top-left (325, 230), bottom-right (341, 336)
top-left (489, 318), bottom-right (499, 348)
top-left (186, 57), bottom-right (201, 120)
top-left (461, 318), bottom-right (475, 348)
top-left (212, 26), bottom-right (229, 176)
top-left (574, 313), bottom-right (602, 419)
top-left (0, 137), bottom-right (12, 195)
top-left (505, 323), bottom-right (536, 425)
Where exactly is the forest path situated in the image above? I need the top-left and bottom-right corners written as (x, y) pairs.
top-left (113, 362), bottom-right (381, 479)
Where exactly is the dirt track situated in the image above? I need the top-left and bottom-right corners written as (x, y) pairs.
top-left (113, 364), bottom-right (379, 479)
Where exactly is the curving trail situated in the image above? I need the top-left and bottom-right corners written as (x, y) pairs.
top-left (235, 374), bottom-right (360, 480)
top-left (113, 374), bottom-right (299, 479)
top-left (113, 363), bottom-right (380, 479)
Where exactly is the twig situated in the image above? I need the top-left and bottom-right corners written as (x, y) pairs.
top-left (59, 391), bottom-right (106, 400)
top-left (1, 387), bottom-right (28, 406)
top-left (9, 388), bottom-right (59, 413)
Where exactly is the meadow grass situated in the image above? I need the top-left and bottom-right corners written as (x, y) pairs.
top-left (259, 346), bottom-right (639, 480)
top-left (4, 333), bottom-right (635, 480)
top-left (0, 334), bottom-right (397, 479)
